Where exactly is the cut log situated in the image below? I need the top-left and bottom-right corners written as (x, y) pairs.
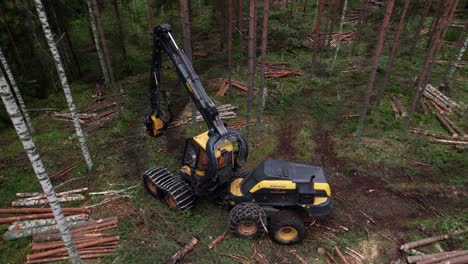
top-left (3, 220), bottom-right (85, 240)
top-left (289, 249), bottom-right (307, 264)
top-left (166, 237), bottom-right (199, 264)
top-left (88, 185), bottom-right (139, 196)
top-left (442, 116), bottom-right (467, 138)
top-left (21, 188), bottom-right (88, 201)
top-left (433, 111), bottom-right (458, 138)
top-left (432, 254), bottom-right (468, 264)
top-left (400, 230), bottom-right (467, 250)
top-left (32, 235), bottom-right (112, 252)
top-left (26, 253), bottom-right (112, 264)
top-left (409, 129), bottom-right (468, 142)
top-left (208, 230), bottom-right (228, 250)
top-left (334, 246), bottom-right (350, 264)
top-left (407, 250), bottom-right (468, 263)
top-left (49, 163), bottom-right (82, 180)
top-left (12, 194), bottom-right (86, 207)
top-left (8, 214), bottom-right (89, 231)
top-left (0, 207), bottom-right (89, 215)
top-left (430, 139), bottom-right (468, 145)
top-left (27, 236), bottom-right (119, 260)
top-left (326, 251), bottom-right (339, 264)
top-left (389, 98), bottom-right (401, 119)
top-left (30, 232), bottom-right (105, 243)
top-left (0, 211), bottom-right (86, 224)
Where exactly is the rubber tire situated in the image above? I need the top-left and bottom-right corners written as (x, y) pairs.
top-left (269, 210), bottom-right (305, 245)
top-left (143, 174), bottom-right (164, 199)
top-left (228, 203), bottom-right (267, 239)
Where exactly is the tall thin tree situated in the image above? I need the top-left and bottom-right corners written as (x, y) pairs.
top-left (376, 0), bottom-right (410, 101)
top-left (257, 0), bottom-right (270, 130)
top-left (227, 0), bottom-right (233, 91)
top-left (448, 35), bottom-right (468, 79)
top-left (34, 0), bottom-right (93, 170)
top-left (311, 0), bottom-right (325, 65)
top-left (410, 0), bottom-right (432, 54)
top-left (112, 0), bottom-right (128, 65)
top-left (0, 70), bottom-right (81, 264)
top-left (86, 0), bottom-right (111, 89)
top-left (0, 47), bottom-right (34, 133)
top-left (246, 0), bottom-right (256, 139)
top-left (353, 0), bottom-right (395, 148)
top-left (148, 0), bottom-right (155, 33)
top-left (330, 0), bottom-right (348, 72)
top-left (238, 0), bottom-right (244, 60)
top-left (406, 0), bottom-right (454, 130)
top-left (91, 0), bottom-right (117, 94)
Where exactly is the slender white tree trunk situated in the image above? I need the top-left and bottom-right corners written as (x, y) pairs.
top-left (449, 36), bottom-right (468, 78)
top-left (0, 47), bottom-right (35, 133)
top-left (34, 0), bottom-right (93, 170)
top-left (330, 0), bottom-right (348, 72)
top-left (85, 0), bottom-right (111, 88)
top-left (0, 73), bottom-right (81, 264)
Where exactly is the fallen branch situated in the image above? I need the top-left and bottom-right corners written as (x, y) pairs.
top-left (19, 188), bottom-right (88, 201)
top-left (208, 230), bottom-right (228, 250)
top-left (334, 246), bottom-right (349, 264)
top-left (407, 250), bottom-right (468, 263)
top-left (289, 249), bottom-right (308, 264)
top-left (410, 128), bottom-right (468, 142)
top-left (219, 253), bottom-right (251, 264)
top-left (166, 237), bottom-right (199, 264)
top-left (400, 230), bottom-right (467, 250)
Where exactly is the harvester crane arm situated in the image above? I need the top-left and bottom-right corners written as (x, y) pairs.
top-left (144, 24), bottom-right (248, 185)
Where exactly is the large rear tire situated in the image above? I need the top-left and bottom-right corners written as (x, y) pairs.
top-left (228, 203), bottom-right (267, 239)
top-left (269, 210), bottom-right (304, 245)
top-left (143, 174), bottom-right (164, 199)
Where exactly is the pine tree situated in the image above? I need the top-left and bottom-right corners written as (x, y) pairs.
top-left (330, 0), bottom-right (348, 72)
top-left (256, 0), bottom-right (270, 130)
top-left (376, 0), bottom-right (411, 101)
top-left (0, 47), bottom-right (34, 133)
top-left (0, 70), bottom-right (81, 264)
top-left (410, 0), bottom-right (433, 54)
top-left (227, 0), bottom-right (233, 91)
top-left (311, 0), bottom-right (325, 65)
top-left (246, 0), bottom-right (256, 139)
top-left (353, 0), bottom-right (395, 148)
top-left (34, 0), bottom-right (93, 170)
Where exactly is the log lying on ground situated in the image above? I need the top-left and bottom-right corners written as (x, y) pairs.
top-left (3, 220), bottom-right (86, 240)
top-left (334, 246), bottom-right (350, 264)
top-left (81, 99), bottom-right (116, 113)
top-left (31, 235), bottom-right (113, 252)
top-left (227, 119), bottom-right (256, 130)
top-left (27, 253), bottom-right (113, 264)
top-left (12, 194), bottom-right (85, 207)
top-left (400, 230), bottom-right (467, 250)
top-left (429, 139), bottom-right (468, 145)
top-left (409, 129), bottom-right (468, 142)
top-left (31, 233), bottom-right (106, 244)
top-left (0, 211), bottom-right (87, 224)
top-left (433, 110), bottom-right (458, 138)
top-left (8, 214), bottom-right (89, 231)
top-left (49, 163), bottom-right (83, 179)
top-left (208, 231), bottom-right (228, 250)
top-left (389, 95), bottom-right (407, 119)
top-left (27, 236), bottom-right (119, 261)
top-left (166, 237), bottom-right (199, 264)
top-left (0, 207), bottom-right (89, 215)
top-left (407, 250), bottom-right (468, 263)
top-left (17, 188), bottom-right (88, 201)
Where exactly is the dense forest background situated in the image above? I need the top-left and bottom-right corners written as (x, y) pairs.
top-left (0, 0), bottom-right (467, 263)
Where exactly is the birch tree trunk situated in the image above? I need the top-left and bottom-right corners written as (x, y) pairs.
top-left (246, 0), bottom-right (256, 139)
top-left (256, 0), bottom-right (269, 130)
top-left (0, 72), bottom-right (81, 263)
top-left (330, 0), bottom-right (347, 72)
top-left (406, 0), bottom-right (454, 130)
top-left (0, 47), bottom-right (34, 133)
top-left (376, 0), bottom-right (410, 101)
top-left (85, 0), bottom-right (111, 89)
top-left (34, 0), bottom-right (93, 170)
top-left (353, 0), bottom-right (395, 148)
top-left (449, 36), bottom-right (468, 78)
top-left (228, 0), bottom-right (233, 92)
top-left (91, 0), bottom-right (118, 95)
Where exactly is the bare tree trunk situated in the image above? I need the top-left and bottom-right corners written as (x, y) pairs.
top-left (410, 0), bottom-right (433, 54)
top-left (311, 0), bottom-right (325, 65)
top-left (179, 0), bottom-right (196, 126)
top-left (330, 0), bottom-right (347, 72)
top-left (326, 0), bottom-right (339, 47)
top-left (0, 73), bottom-right (81, 263)
top-left (434, 0), bottom-right (459, 59)
top-left (353, 0), bottom-right (395, 148)
top-left (406, 0), bottom-right (454, 130)
top-left (34, 0), bottom-right (93, 171)
top-left (449, 36), bottom-right (468, 79)
top-left (148, 0), bottom-right (155, 33)
top-left (0, 47), bottom-right (34, 133)
top-left (238, 0), bottom-right (244, 60)
top-left (376, 0), bottom-right (410, 101)
top-left (85, 0), bottom-right (111, 89)
top-left (228, 0), bottom-right (233, 91)
top-left (91, 0), bottom-right (118, 95)
top-left (112, 0), bottom-right (128, 67)
top-left (246, 0), bottom-right (256, 139)
top-left (256, 0), bottom-right (270, 130)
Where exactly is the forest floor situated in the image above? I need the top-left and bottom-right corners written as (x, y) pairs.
top-left (1, 40), bottom-right (467, 263)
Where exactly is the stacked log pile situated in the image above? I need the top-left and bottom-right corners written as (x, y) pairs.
top-left (259, 62), bottom-right (304, 79)
top-left (216, 79), bottom-right (248, 96)
top-left (168, 104), bottom-right (237, 128)
top-left (400, 230), bottom-right (467, 264)
top-left (26, 217), bottom-right (119, 264)
top-left (53, 99), bottom-right (117, 133)
top-left (227, 119), bottom-right (256, 130)
top-left (307, 32), bottom-right (355, 48)
top-left (11, 188), bottom-right (88, 207)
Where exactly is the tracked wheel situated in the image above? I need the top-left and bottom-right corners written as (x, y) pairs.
top-left (228, 203), bottom-right (267, 239)
top-left (143, 166), bottom-right (195, 210)
top-left (269, 210), bottom-right (304, 245)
